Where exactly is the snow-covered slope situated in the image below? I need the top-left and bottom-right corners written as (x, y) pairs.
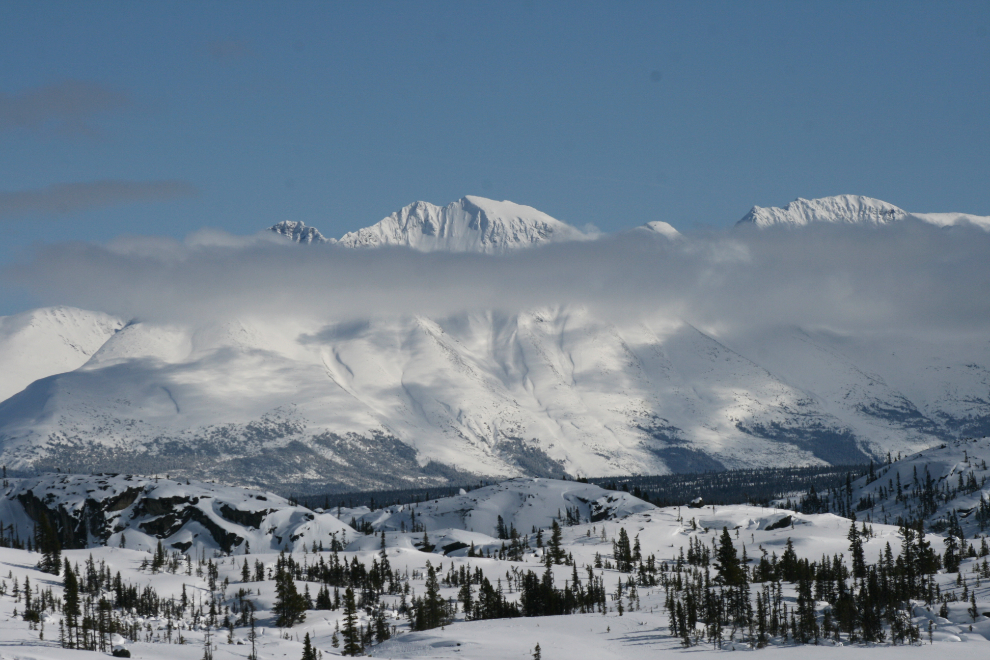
top-left (350, 478), bottom-right (656, 537)
top-left (737, 194), bottom-right (990, 232)
top-left (635, 220), bottom-right (681, 239)
top-left (833, 437), bottom-right (990, 536)
top-left (911, 212), bottom-right (990, 231)
top-left (0, 472), bottom-right (987, 660)
top-left (737, 195), bottom-right (908, 228)
top-left (335, 196), bottom-right (588, 253)
top-left (0, 473), bottom-right (355, 554)
top-left (0, 306), bottom-right (124, 402)
top-left (2, 307), bottom-right (981, 493)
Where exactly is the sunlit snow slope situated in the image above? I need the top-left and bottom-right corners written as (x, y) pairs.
top-left (0, 196), bottom-right (988, 493)
top-left (0, 306), bottom-right (124, 401)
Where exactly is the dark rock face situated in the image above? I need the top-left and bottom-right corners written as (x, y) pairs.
top-left (218, 503), bottom-right (273, 530)
top-left (1, 473), bottom-right (347, 555)
top-left (16, 489), bottom-right (116, 548)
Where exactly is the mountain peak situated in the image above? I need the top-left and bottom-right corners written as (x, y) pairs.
top-left (269, 220), bottom-right (328, 244)
top-left (737, 195), bottom-right (908, 228)
top-left (636, 220), bottom-right (681, 239)
top-left (335, 196), bottom-right (588, 253)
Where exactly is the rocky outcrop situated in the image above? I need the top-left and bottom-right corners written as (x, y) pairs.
top-left (1, 473), bottom-right (354, 555)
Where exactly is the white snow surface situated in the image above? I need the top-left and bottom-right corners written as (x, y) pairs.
top-left (0, 472), bottom-right (988, 658)
top-left (737, 195), bottom-right (909, 228)
top-left (911, 212), bottom-right (990, 231)
top-left (335, 196), bottom-right (589, 253)
top-left (348, 478), bottom-right (656, 537)
top-left (0, 309), bottom-right (987, 491)
top-left (0, 306), bottom-right (124, 402)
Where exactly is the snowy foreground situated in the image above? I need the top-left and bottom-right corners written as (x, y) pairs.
top-left (1, 473), bottom-right (990, 658)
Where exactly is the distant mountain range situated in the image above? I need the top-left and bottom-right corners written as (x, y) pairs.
top-left (0, 195), bottom-right (987, 494)
top-left (270, 196), bottom-right (595, 253)
top-left (736, 194), bottom-right (990, 230)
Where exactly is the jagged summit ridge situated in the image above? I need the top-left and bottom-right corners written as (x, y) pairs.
top-left (336, 196), bottom-right (589, 253)
top-left (269, 220), bottom-right (328, 244)
top-left (270, 196), bottom-right (588, 253)
top-left (737, 195), bottom-right (908, 228)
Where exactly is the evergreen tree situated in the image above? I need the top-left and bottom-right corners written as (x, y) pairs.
top-left (714, 527), bottom-right (743, 586)
top-left (341, 587), bottom-right (363, 656)
top-left (62, 559), bottom-right (80, 649)
top-left (613, 528), bottom-right (632, 572)
top-left (548, 520), bottom-right (565, 565)
top-left (34, 514), bottom-right (61, 575)
top-left (273, 557), bottom-right (307, 627)
top-left (496, 515), bottom-right (509, 540)
top-left (412, 561), bottom-right (450, 630)
top-left (848, 522), bottom-right (866, 579)
top-left (300, 632), bottom-right (317, 660)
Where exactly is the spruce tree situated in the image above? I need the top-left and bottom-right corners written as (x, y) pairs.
top-left (62, 559), bottom-right (80, 649)
top-left (301, 632), bottom-right (316, 660)
top-left (273, 560), bottom-right (307, 627)
top-left (341, 587), bottom-right (363, 656)
top-left (548, 520), bottom-right (565, 565)
top-left (714, 527), bottom-right (743, 586)
top-left (847, 522), bottom-right (866, 579)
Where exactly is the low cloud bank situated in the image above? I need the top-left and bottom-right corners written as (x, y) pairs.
top-left (4, 219), bottom-right (989, 336)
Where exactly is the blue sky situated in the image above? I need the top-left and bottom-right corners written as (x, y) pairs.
top-left (1, 0), bottom-right (988, 313)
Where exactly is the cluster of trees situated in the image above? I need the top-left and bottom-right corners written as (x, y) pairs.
top-left (800, 446), bottom-right (990, 536)
top-left (664, 519), bottom-right (984, 648)
top-left (592, 465), bottom-right (868, 508)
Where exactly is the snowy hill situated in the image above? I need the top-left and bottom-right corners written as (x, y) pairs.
top-left (0, 306), bottom-right (124, 402)
top-left (350, 478), bottom-right (656, 537)
top-left (635, 220), bottom-right (681, 239)
top-left (1, 469), bottom-right (988, 659)
top-left (911, 211), bottom-right (990, 231)
top-left (816, 436), bottom-right (990, 537)
top-left (0, 473), bottom-right (355, 554)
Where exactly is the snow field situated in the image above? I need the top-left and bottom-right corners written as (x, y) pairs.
top-left (0, 494), bottom-right (988, 659)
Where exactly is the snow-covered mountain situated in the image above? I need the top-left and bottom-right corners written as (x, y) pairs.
top-left (737, 194), bottom-right (990, 231)
top-left (736, 195), bottom-right (908, 228)
top-left (0, 195), bottom-right (988, 494)
top-left (0, 306), bottom-right (124, 402)
top-left (269, 220), bottom-right (328, 244)
top-left (272, 196), bottom-right (589, 253)
top-left (0, 307), bottom-right (986, 494)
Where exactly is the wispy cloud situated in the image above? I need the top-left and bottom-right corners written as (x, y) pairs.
top-left (207, 39), bottom-right (251, 63)
top-left (0, 80), bottom-right (130, 137)
top-left (0, 180), bottom-right (199, 220)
